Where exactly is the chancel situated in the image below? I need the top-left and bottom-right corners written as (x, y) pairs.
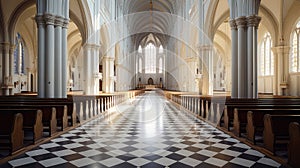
top-left (0, 0), bottom-right (300, 167)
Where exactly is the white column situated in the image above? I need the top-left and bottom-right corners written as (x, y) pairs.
top-left (26, 69), bottom-right (31, 91)
top-left (62, 18), bottom-right (68, 98)
top-left (2, 43), bottom-right (10, 95)
top-left (44, 14), bottom-right (55, 98)
top-left (102, 57), bottom-right (115, 93)
top-left (228, 0), bottom-right (238, 98)
top-left (236, 16), bottom-right (247, 98)
top-left (200, 46), bottom-right (212, 95)
top-left (83, 45), bottom-right (92, 95)
top-left (54, 17), bottom-right (62, 97)
top-left (83, 44), bottom-right (100, 95)
top-left (35, 15), bottom-right (45, 98)
top-left (92, 45), bottom-right (100, 94)
top-left (247, 16), bottom-right (254, 98)
top-left (9, 45), bottom-right (15, 95)
top-left (272, 46), bottom-right (290, 95)
top-left (208, 50), bottom-right (213, 95)
top-left (252, 16), bottom-right (261, 98)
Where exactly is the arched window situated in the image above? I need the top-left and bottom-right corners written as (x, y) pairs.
top-left (259, 32), bottom-right (274, 76)
top-left (138, 45), bottom-right (142, 53)
top-left (290, 21), bottom-right (300, 73)
top-left (159, 45), bottom-right (163, 54)
top-left (145, 43), bottom-right (156, 74)
top-left (139, 57), bottom-right (142, 73)
top-left (14, 33), bottom-right (25, 74)
top-left (159, 57), bottom-right (163, 73)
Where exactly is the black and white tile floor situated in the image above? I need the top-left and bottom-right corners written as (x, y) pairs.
top-left (1, 92), bottom-right (285, 167)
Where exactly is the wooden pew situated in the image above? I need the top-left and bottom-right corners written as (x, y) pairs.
top-left (288, 122), bottom-right (300, 168)
top-left (41, 107), bottom-right (57, 136)
top-left (0, 105), bottom-right (59, 136)
top-left (263, 114), bottom-right (300, 154)
top-left (233, 108), bottom-right (300, 138)
top-left (0, 113), bottom-right (23, 155)
top-left (246, 109), bottom-right (300, 144)
top-left (223, 103), bottom-right (300, 131)
top-left (0, 109), bottom-right (43, 143)
top-left (0, 96), bottom-right (76, 127)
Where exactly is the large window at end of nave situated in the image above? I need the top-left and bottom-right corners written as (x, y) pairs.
top-left (259, 32), bottom-right (274, 76)
top-left (14, 33), bottom-right (25, 75)
top-left (290, 21), bottom-right (300, 73)
top-left (145, 43), bottom-right (156, 74)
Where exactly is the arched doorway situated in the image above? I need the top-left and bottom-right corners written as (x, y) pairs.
top-left (148, 78), bottom-right (154, 85)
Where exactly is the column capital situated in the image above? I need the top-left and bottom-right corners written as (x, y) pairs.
top-left (235, 16), bottom-right (247, 29)
top-left (62, 18), bottom-right (69, 28)
top-left (55, 16), bottom-right (64, 27)
top-left (246, 15), bottom-right (261, 28)
top-left (229, 19), bottom-right (237, 30)
top-left (84, 43), bottom-right (101, 50)
top-left (103, 56), bottom-right (115, 61)
top-left (0, 42), bottom-right (10, 52)
top-left (35, 15), bottom-right (44, 25)
top-left (9, 44), bottom-right (15, 53)
top-left (271, 45), bottom-right (290, 55)
top-left (197, 44), bottom-right (213, 51)
top-left (44, 13), bottom-right (56, 25)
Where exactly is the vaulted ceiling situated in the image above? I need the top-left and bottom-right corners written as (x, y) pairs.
top-left (122, 0), bottom-right (183, 48)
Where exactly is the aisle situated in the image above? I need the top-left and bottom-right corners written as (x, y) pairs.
top-left (1, 92), bottom-right (283, 167)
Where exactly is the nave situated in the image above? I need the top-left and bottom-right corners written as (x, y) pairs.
top-left (1, 92), bottom-right (283, 168)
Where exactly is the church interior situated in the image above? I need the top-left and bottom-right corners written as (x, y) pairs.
top-left (0, 0), bottom-right (300, 167)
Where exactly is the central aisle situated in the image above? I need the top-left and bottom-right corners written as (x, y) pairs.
top-left (4, 92), bottom-right (282, 168)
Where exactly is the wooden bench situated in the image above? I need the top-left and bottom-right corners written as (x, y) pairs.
top-left (0, 104), bottom-right (62, 136)
top-left (0, 97), bottom-right (76, 127)
top-left (0, 109), bottom-right (43, 144)
top-left (263, 114), bottom-right (300, 154)
top-left (288, 122), bottom-right (300, 168)
top-left (246, 109), bottom-right (300, 144)
top-left (233, 108), bottom-right (300, 138)
top-left (0, 113), bottom-right (23, 155)
top-left (223, 103), bottom-right (300, 131)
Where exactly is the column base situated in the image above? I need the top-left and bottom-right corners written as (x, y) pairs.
top-left (2, 85), bottom-right (13, 95)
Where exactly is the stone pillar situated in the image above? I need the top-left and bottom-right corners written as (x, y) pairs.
top-left (83, 44), bottom-right (100, 95)
top-left (246, 15), bottom-right (261, 98)
top-left (9, 45), bottom-right (15, 95)
top-left (200, 45), bottom-right (213, 96)
top-left (36, 0), bottom-right (69, 98)
top-left (1, 43), bottom-right (10, 95)
top-left (102, 57), bottom-right (115, 93)
top-left (236, 16), bottom-right (247, 98)
top-left (272, 46), bottom-right (290, 95)
top-left (44, 14), bottom-right (55, 98)
top-left (62, 18), bottom-right (69, 98)
top-left (35, 15), bottom-right (45, 98)
top-left (83, 45), bottom-right (91, 95)
top-left (228, 0), bottom-right (261, 99)
top-left (54, 17), bottom-right (63, 97)
top-left (62, 0), bottom-right (69, 98)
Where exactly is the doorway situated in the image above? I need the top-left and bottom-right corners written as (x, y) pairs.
top-left (148, 78), bottom-right (154, 85)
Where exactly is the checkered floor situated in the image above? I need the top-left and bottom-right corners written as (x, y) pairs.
top-left (1, 92), bottom-right (285, 167)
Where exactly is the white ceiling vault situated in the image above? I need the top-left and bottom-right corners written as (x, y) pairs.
top-left (121, 0), bottom-right (184, 48)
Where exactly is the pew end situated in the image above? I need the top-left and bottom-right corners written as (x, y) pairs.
top-left (288, 122), bottom-right (300, 168)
